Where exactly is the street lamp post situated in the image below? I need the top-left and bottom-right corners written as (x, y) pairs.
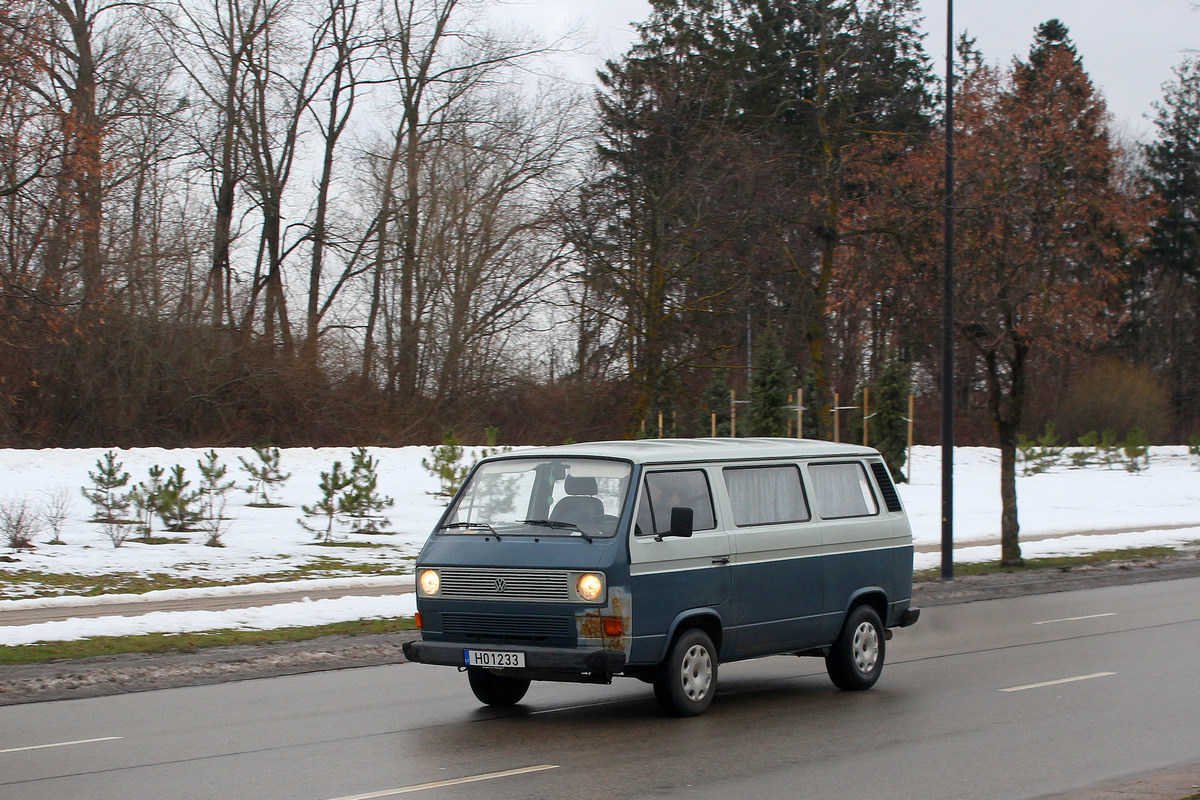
top-left (941, 0), bottom-right (956, 581)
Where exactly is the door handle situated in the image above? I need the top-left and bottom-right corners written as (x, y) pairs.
top-left (712, 557), bottom-right (730, 565)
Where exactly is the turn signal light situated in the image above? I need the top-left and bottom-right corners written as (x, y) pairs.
top-left (603, 617), bottom-right (623, 637)
top-left (414, 612), bottom-right (423, 629)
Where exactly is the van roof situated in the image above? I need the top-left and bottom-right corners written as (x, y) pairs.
top-left (494, 438), bottom-right (879, 466)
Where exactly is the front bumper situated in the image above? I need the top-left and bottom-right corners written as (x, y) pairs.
top-left (402, 639), bottom-right (626, 675)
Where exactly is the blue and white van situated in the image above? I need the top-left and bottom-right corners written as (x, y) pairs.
top-left (402, 438), bottom-right (920, 716)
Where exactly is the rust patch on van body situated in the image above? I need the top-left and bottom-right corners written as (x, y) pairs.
top-left (577, 588), bottom-right (631, 653)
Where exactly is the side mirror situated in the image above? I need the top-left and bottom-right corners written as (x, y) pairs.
top-left (668, 506), bottom-right (693, 539)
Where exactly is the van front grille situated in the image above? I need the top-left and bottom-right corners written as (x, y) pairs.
top-left (437, 568), bottom-right (571, 603)
top-left (441, 612), bottom-right (574, 644)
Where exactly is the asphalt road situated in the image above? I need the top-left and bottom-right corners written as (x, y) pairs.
top-left (2, 576), bottom-right (1199, 800)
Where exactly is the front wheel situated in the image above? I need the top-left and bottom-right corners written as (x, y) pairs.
top-left (825, 605), bottom-right (885, 691)
top-left (654, 628), bottom-right (718, 716)
top-left (467, 668), bottom-right (530, 707)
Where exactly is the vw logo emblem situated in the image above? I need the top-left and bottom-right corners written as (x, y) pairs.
top-left (493, 577), bottom-right (507, 594)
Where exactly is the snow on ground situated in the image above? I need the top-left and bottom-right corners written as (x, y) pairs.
top-left (1, 444), bottom-right (1198, 645)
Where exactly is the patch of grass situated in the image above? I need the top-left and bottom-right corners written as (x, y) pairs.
top-left (0, 617), bottom-right (418, 666)
top-left (311, 541), bottom-right (389, 549)
top-left (0, 557), bottom-right (411, 600)
top-left (915, 546), bottom-right (1180, 581)
top-left (132, 536), bottom-right (190, 545)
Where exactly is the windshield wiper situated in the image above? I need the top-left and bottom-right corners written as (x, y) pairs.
top-left (439, 521), bottom-right (499, 538)
top-left (520, 519), bottom-right (593, 543)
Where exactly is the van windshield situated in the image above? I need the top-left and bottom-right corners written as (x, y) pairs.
top-left (442, 458), bottom-right (632, 538)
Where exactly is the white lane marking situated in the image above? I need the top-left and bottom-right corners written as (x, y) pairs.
top-left (1000, 672), bottom-right (1116, 693)
top-left (1034, 613), bottom-right (1117, 625)
top-left (0, 736), bottom-right (123, 754)
top-left (327, 765), bottom-right (559, 799)
top-left (529, 700), bottom-right (619, 716)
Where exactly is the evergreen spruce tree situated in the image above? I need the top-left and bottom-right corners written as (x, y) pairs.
top-left (701, 370), bottom-right (731, 437)
top-left (1142, 56), bottom-right (1200, 430)
top-left (873, 357), bottom-right (911, 482)
top-left (746, 332), bottom-right (791, 437)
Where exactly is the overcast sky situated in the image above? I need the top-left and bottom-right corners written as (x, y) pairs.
top-left (493, 0), bottom-right (1199, 139)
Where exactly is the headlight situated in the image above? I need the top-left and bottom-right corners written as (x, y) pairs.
top-left (418, 569), bottom-right (440, 597)
top-left (576, 572), bottom-right (604, 602)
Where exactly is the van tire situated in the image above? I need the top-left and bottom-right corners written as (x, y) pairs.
top-left (825, 605), bottom-right (885, 691)
top-left (467, 668), bottom-right (530, 707)
top-left (654, 628), bottom-right (718, 716)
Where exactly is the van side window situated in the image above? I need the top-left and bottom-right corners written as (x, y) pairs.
top-left (809, 462), bottom-right (879, 519)
top-left (635, 470), bottom-right (717, 536)
top-left (723, 465), bottom-right (810, 526)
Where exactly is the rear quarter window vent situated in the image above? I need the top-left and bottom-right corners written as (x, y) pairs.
top-left (869, 461), bottom-right (904, 513)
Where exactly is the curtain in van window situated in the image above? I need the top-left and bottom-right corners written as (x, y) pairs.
top-left (724, 466), bottom-right (809, 526)
top-left (809, 463), bottom-right (879, 519)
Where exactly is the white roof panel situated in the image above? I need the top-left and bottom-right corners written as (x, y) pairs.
top-left (493, 438), bottom-right (879, 466)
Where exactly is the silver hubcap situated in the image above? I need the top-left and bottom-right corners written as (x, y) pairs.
top-left (679, 644), bottom-right (713, 701)
top-left (851, 621), bottom-right (879, 674)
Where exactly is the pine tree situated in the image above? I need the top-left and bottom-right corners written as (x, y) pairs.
top-left (81, 451), bottom-right (132, 523)
top-left (422, 432), bottom-right (469, 499)
top-left (130, 465), bottom-right (166, 540)
top-left (197, 451), bottom-right (237, 544)
top-left (238, 442), bottom-right (292, 507)
top-left (299, 461), bottom-right (353, 543)
top-left (343, 447), bottom-right (394, 534)
top-left (157, 465), bottom-right (203, 532)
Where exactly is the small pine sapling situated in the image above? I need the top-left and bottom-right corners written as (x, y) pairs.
top-left (238, 442), bottom-right (292, 507)
top-left (299, 461), bottom-right (353, 543)
top-left (1121, 427), bottom-right (1150, 473)
top-left (130, 465), bottom-right (166, 540)
top-left (422, 431), bottom-right (470, 500)
top-left (1072, 432), bottom-right (1099, 468)
top-left (344, 447), bottom-right (394, 534)
top-left (198, 450), bottom-right (236, 520)
top-left (478, 426), bottom-right (512, 461)
top-left (82, 450), bottom-right (132, 522)
top-left (157, 465), bottom-right (204, 532)
top-left (1020, 423), bottom-right (1064, 475)
top-left (1188, 433), bottom-right (1200, 469)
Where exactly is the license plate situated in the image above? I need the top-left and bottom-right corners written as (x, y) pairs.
top-left (464, 649), bottom-right (525, 668)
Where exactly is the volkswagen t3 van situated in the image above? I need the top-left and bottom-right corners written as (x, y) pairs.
top-left (402, 438), bottom-right (920, 716)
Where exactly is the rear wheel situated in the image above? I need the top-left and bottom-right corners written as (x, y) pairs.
top-left (467, 668), bottom-right (531, 707)
top-left (825, 604), bottom-right (885, 691)
top-left (654, 628), bottom-right (718, 716)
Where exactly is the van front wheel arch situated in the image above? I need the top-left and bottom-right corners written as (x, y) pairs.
top-left (825, 604), bottom-right (885, 691)
top-left (654, 628), bottom-right (718, 716)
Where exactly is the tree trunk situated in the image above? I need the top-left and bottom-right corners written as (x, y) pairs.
top-left (997, 429), bottom-right (1023, 566)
